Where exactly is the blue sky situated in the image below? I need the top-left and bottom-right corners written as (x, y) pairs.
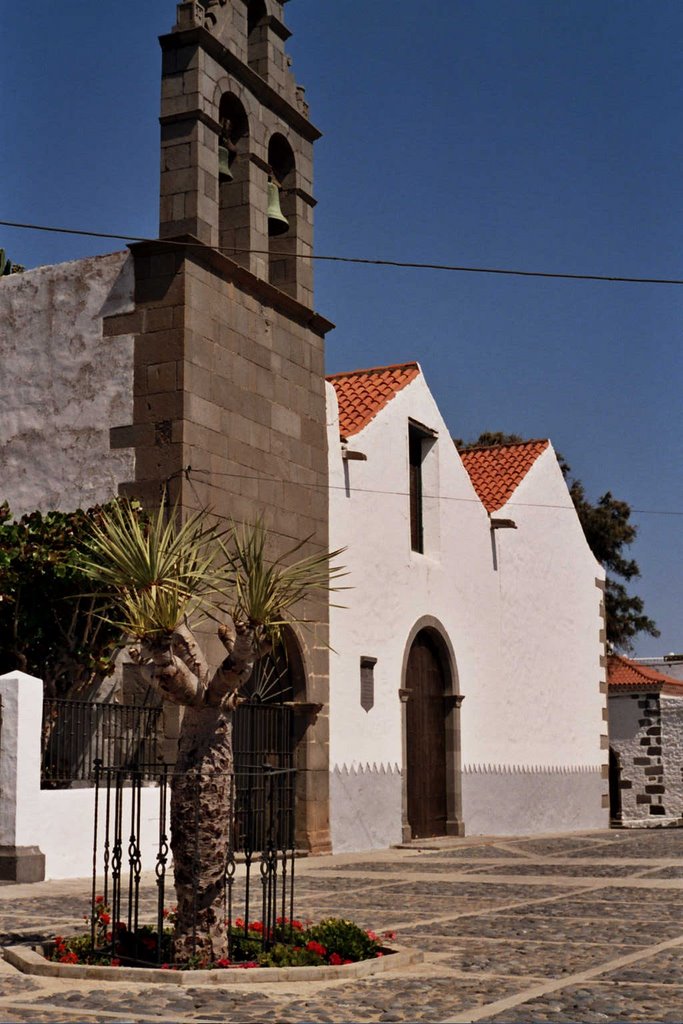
top-left (2, 1), bottom-right (681, 656)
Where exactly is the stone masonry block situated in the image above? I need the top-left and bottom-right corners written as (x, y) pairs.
top-left (147, 361), bottom-right (178, 394)
top-left (272, 405), bottom-right (302, 439)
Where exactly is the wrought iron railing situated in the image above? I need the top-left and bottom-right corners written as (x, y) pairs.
top-left (41, 699), bottom-right (163, 786)
top-left (91, 761), bottom-right (297, 966)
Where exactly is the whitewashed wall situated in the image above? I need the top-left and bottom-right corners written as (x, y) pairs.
top-left (326, 372), bottom-right (607, 851)
top-left (0, 673), bottom-right (163, 881)
top-left (0, 252), bottom-right (135, 516)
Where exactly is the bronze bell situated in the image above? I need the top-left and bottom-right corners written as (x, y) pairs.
top-left (267, 179), bottom-right (289, 236)
top-left (218, 145), bottom-right (233, 182)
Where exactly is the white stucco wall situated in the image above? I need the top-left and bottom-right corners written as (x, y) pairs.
top-left (326, 372), bottom-right (607, 850)
top-left (0, 673), bottom-right (162, 879)
top-left (0, 251), bottom-right (135, 516)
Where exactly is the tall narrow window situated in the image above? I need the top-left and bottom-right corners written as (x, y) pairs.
top-left (409, 426), bottom-right (425, 553)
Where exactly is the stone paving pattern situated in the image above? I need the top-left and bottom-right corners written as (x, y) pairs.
top-left (4, 830), bottom-right (683, 1021)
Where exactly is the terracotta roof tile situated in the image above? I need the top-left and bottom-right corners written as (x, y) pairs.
top-left (327, 362), bottom-right (420, 438)
top-left (608, 654), bottom-right (683, 691)
top-left (458, 440), bottom-right (550, 514)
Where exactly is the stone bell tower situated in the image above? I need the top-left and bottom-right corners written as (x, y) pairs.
top-left (159, 0), bottom-right (317, 307)
top-left (111, 0), bottom-right (333, 853)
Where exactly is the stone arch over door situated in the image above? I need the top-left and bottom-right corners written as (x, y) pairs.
top-left (240, 626), bottom-right (330, 853)
top-left (400, 617), bottom-right (463, 841)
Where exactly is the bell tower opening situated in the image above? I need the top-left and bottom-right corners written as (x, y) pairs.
top-left (247, 0), bottom-right (268, 75)
top-left (268, 133), bottom-right (297, 293)
top-left (217, 94), bottom-right (250, 262)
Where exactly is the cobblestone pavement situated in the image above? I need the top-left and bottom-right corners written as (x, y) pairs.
top-left (3, 829), bottom-right (683, 1022)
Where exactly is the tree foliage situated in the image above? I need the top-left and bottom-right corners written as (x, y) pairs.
top-left (455, 432), bottom-right (659, 652)
top-left (0, 501), bottom-right (125, 696)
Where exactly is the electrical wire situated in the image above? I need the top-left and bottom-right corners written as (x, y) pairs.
top-left (173, 466), bottom-right (683, 518)
top-left (3, 218), bottom-right (683, 286)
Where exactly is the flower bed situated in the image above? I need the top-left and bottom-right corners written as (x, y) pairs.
top-left (47, 898), bottom-right (396, 972)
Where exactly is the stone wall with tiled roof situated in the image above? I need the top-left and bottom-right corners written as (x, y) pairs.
top-left (457, 440), bottom-right (550, 514)
top-left (608, 653), bottom-right (683, 691)
top-left (327, 362), bottom-right (420, 439)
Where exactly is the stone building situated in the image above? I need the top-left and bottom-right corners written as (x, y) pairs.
top-left (0, 0), bottom-right (334, 854)
top-left (608, 654), bottom-right (683, 826)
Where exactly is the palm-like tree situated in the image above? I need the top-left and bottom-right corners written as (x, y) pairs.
top-left (81, 499), bottom-right (344, 962)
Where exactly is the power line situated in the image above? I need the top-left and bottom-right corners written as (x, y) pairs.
top-left (178, 466), bottom-right (683, 518)
top-left (3, 218), bottom-right (683, 286)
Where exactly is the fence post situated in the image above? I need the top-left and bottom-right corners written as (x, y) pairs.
top-left (0, 672), bottom-right (46, 881)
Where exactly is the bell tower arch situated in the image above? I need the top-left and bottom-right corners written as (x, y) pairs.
top-left (159, 0), bottom-right (317, 307)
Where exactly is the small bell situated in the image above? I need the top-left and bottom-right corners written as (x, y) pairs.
top-left (218, 145), bottom-right (233, 182)
top-left (267, 179), bottom-right (289, 236)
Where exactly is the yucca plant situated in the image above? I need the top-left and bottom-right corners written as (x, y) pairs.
top-left (80, 498), bottom-right (226, 639)
top-left (223, 518), bottom-right (346, 648)
top-left (78, 497), bottom-right (345, 964)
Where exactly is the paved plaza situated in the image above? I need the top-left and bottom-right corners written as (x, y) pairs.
top-left (3, 829), bottom-right (683, 1022)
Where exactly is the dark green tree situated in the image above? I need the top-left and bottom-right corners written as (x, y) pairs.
top-left (0, 501), bottom-right (125, 696)
top-left (455, 433), bottom-right (659, 652)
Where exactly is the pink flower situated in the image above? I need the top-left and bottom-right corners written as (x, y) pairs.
top-left (366, 930), bottom-right (378, 941)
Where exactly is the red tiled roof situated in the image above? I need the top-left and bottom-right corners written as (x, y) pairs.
top-left (608, 654), bottom-right (683, 691)
top-left (458, 440), bottom-right (550, 513)
top-left (327, 362), bottom-right (420, 438)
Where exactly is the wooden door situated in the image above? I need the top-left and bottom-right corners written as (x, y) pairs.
top-left (406, 631), bottom-right (447, 838)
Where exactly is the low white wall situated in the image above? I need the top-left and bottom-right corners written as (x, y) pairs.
top-left (36, 786), bottom-right (164, 881)
top-left (0, 672), bottom-right (165, 880)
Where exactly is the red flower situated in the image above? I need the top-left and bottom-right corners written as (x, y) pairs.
top-left (59, 951), bottom-right (79, 964)
top-left (235, 917), bottom-right (245, 928)
top-left (329, 952), bottom-right (343, 966)
top-left (343, 958), bottom-right (353, 965)
top-left (214, 957), bottom-right (231, 968)
top-left (249, 920), bottom-right (264, 933)
top-left (376, 951), bottom-right (384, 958)
top-left (111, 958), bottom-right (121, 967)
top-left (383, 930), bottom-right (396, 940)
top-left (99, 912), bottom-right (111, 926)
top-left (95, 895), bottom-right (104, 905)
top-left (305, 940), bottom-right (327, 957)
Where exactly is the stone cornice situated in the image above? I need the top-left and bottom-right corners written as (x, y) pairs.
top-left (129, 235), bottom-right (334, 338)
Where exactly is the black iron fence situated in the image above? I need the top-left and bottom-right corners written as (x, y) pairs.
top-left (91, 760), bottom-right (296, 966)
top-left (41, 699), bottom-right (294, 792)
top-left (41, 699), bottom-right (163, 786)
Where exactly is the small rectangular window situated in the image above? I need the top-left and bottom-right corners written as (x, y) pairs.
top-left (360, 657), bottom-right (377, 712)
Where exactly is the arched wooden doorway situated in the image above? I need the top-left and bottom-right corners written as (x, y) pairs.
top-left (405, 629), bottom-right (449, 838)
top-left (608, 746), bottom-right (622, 824)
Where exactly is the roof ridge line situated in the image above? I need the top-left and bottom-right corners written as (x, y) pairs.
top-left (326, 361), bottom-right (420, 381)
